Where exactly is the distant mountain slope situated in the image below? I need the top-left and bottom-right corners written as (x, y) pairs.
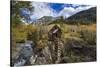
top-left (67, 7), bottom-right (96, 23)
top-left (32, 16), bottom-right (55, 24)
top-left (39, 16), bottom-right (55, 22)
top-left (31, 7), bottom-right (96, 25)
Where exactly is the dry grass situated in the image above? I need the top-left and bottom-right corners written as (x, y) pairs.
top-left (80, 24), bottom-right (96, 32)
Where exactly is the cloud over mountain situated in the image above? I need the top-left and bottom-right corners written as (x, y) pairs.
top-left (28, 2), bottom-right (96, 21)
top-left (58, 5), bottom-right (95, 18)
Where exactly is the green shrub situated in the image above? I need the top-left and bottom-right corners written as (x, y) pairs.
top-left (80, 29), bottom-right (96, 45)
top-left (12, 26), bottom-right (27, 43)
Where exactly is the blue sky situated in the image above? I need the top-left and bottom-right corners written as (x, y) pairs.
top-left (48, 3), bottom-right (64, 13)
top-left (20, 2), bottom-right (95, 23)
top-left (48, 3), bottom-right (90, 13)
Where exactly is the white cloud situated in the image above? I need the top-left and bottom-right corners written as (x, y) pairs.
top-left (58, 7), bottom-right (75, 18)
top-left (30, 2), bottom-right (57, 20)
